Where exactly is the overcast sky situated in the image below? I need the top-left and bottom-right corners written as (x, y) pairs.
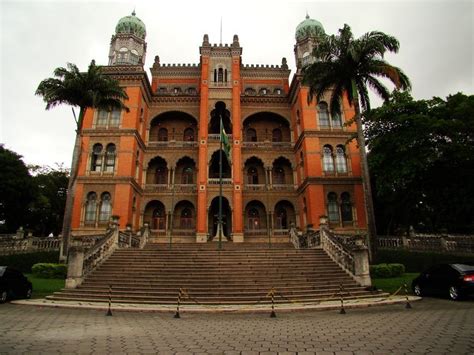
top-left (1, 0), bottom-right (472, 168)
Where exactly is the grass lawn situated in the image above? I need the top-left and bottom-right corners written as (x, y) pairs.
top-left (25, 274), bottom-right (65, 299)
top-left (372, 273), bottom-right (419, 295)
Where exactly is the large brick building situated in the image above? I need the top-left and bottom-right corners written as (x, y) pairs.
top-left (71, 12), bottom-right (368, 243)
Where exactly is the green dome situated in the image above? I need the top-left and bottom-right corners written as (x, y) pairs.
top-left (115, 11), bottom-right (146, 39)
top-left (295, 14), bottom-right (325, 41)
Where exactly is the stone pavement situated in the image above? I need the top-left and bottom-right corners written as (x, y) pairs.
top-left (0, 298), bottom-right (473, 354)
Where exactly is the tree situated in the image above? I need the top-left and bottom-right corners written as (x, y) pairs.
top-left (27, 165), bottom-right (69, 237)
top-left (365, 92), bottom-right (474, 234)
top-left (36, 60), bottom-right (128, 257)
top-left (0, 145), bottom-right (36, 233)
top-left (302, 24), bottom-right (411, 259)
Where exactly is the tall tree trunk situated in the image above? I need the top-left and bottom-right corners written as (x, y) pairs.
top-left (352, 95), bottom-right (378, 261)
top-left (60, 109), bottom-right (84, 260)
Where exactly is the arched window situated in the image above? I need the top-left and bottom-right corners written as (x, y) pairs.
top-left (218, 68), bottom-right (224, 82)
top-left (341, 192), bottom-right (353, 222)
top-left (335, 145), bottom-right (347, 173)
top-left (158, 128), bottom-right (168, 141)
top-left (96, 108), bottom-right (121, 127)
top-left (247, 167), bottom-right (259, 184)
top-left (327, 192), bottom-right (339, 223)
top-left (318, 102), bottom-right (330, 128)
top-left (332, 112), bottom-right (342, 128)
top-left (155, 166), bottom-right (168, 184)
top-left (246, 128), bottom-right (257, 142)
top-left (109, 108), bottom-right (121, 127)
top-left (99, 192), bottom-right (112, 222)
top-left (91, 144), bottom-right (103, 172)
top-left (180, 208), bottom-right (193, 229)
top-left (182, 167), bottom-right (193, 184)
top-left (152, 207), bottom-right (165, 230)
top-left (105, 144), bottom-right (116, 172)
top-left (275, 207), bottom-right (288, 229)
top-left (248, 208), bottom-right (260, 230)
top-left (183, 128), bottom-right (194, 141)
top-left (97, 110), bottom-right (108, 126)
top-left (273, 167), bottom-right (285, 184)
top-left (272, 128), bottom-right (282, 142)
top-left (323, 145), bottom-right (334, 172)
top-left (85, 192), bottom-right (97, 223)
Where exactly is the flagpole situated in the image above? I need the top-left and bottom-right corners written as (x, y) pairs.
top-left (218, 116), bottom-right (223, 250)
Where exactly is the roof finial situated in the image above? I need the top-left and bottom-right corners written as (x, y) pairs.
top-left (132, 8), bottom-right (136, 16)
top-left (306, 11), bottom-right (310, 19)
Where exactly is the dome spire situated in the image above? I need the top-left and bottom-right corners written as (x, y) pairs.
top-left (306, 11), bottom-right (309, 19)
top-left (132, 8), bottom-right (136, 16)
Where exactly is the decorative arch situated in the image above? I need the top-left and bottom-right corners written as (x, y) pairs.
top-left (149, 111), bottom-right (198, 142)
top-left (209, 149), bottom-right (231, 179)
top-left (274, 200), bottom-right (296, 230)
top-left (244, 200), bottom-right (267, 231)
top-left (208, 196), bottom-right (232, 238)
top-left (146, 156), bottom-right (169, 184)
top-left (242, 112), bottom-right (291, 143)
top-left (209, 101), bottom-right (231, 134)
top-left (143, 200), bottom-right (166, 230)
top-left (172, 200), bottom-right (196, 230)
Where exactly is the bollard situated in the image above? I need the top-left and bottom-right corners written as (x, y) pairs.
top-left (174, 289), bottom-right (181, 318)
top-left (339, 283), bottom-right (346, 314)
top-left (106, 285), bottom-right (113, 316)
top-left (404, 283), bottom-right (412, 309)
top-left (270, 289), bottom-right (276, 318)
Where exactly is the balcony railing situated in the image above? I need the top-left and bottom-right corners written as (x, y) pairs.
top-left (242, 141), bottom-right (292, 149)
top-left (148, 140), bottom-right (198, 148)
top-left (208, 134), bottom-right (233, 142)
top-left (244, 184), bottom-right (266, 191)
top-left (208, 178), bottom-right (233, 185)
top-left (144, 184), bottom-right (197, 193)
top-left (272, 184), bottom-right (295, 191)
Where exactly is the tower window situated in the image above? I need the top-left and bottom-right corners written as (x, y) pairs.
top-left (318, 102), bottom-right (330, 128)
top-left (91, 144), bottom-right (103, 172)
top-left (335, 145), bottom-right (348, 173)
top-left (96, 108), bottom-right (121, 127)
top-left (327, 192), bottom-right (339, 223)
top-left (323, 145), bottom-right (334, 172)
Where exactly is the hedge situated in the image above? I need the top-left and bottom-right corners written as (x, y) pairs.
top-left (31, 263), bottom-right (67, 279)
top-left (0, 251), bottom-right (60, 273)
top-left (375, 249), bottom-right (474, 272)
top-left (370, 263), bottom-right (405, 278)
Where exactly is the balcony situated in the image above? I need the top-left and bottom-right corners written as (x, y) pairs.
top-left (148, 140), bottom-right (198, 149)
top-left (208, 178), bottom-right (233, 185)
top-left (143, 184), bottom-right (197, 193)
top-left (242, 141), bottom-right (292, 150)
top-left (207, 134), bottom-right (233, 142)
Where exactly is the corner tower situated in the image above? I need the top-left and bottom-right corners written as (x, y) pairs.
top-left (294, 14), bottom-right (325, 72)
top-left (108, 11), bottom-right (147, 66)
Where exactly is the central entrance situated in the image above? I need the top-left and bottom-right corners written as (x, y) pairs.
top-left (208, 196), bottom-right (232, 240)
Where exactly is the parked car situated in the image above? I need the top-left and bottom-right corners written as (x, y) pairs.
top-left (0, 266), bottom-right (33, 303)
top-left (412, 263), bottom-right (474, 300)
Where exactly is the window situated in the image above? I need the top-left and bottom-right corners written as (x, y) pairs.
top-left (327, 192), bottom-right (339, 223)
top-left (335, 145), bottom-right (347, 173)
top-left (130, 49), bottom-right (139, 65)
top-left (272, 128), bottom-right (282, 142)
top-left (180, 208), bottom-right (193, 229)
top-left (273, 167), bottom-right (285, 184)
top-left (247, 167), bottom-right (259, 184)
top-left (259, 88), bottom-right (268, 95)
top-left (245, 88), bottom-right (256, 96)
top-left (183, 128), bottom-right (194, 141)
top-left (274, 88), bottom-right (282, 95)
top-left (182, 167), bottom-right (193, 184)
top-left (332, 112), bottom-right (342, 128)
top-left (275, 207), bottom-right (288, 229)
top-left (341, 192), bottom-right (353, 222)
top-left (85, 192), bottom-right (97, 223)
top-left (96, 108), bottom-right (121, 127)
top-left (218, 68), bottom-right (224, 82)
top-left (105, 144), bottom-right (116, 172)
top-left (152, 207), bottom-right (165, 230)
top-left (302, 51), bottom-right (313, 67)
top-left (323, 145), bottom-right (334, 172)
top-left (248, 208), bottom-right (260, 230)
top-left (246, 128), bottom-right (257, 142)
top-left (91, 144), bottom-right (103, 172)
top-left (155, 166), bottom-right (168, 184)
top-left (158, 128), bottom-right (168, 141)
top-left (99, 192), bottom-right (112, 222)
top-left (318, 102), bottom-right (330, 128)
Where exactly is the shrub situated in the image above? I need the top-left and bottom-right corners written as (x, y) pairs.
top-left (32, 263), bottom-right (67, 279)
top-left (375, 249), bottom-right (474, 272)
top-left (0, 251), bottom-right (59, 272)
top-left (370, 263), bottom-right (405, 278)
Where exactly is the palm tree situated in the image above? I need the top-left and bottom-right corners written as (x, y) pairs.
top-left (36, 60), bottom-right (128, 259)
top-left (303, 24), bottom-right (411, 259)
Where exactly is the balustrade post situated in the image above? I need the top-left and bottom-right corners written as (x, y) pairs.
top-left (65, 245), bottom-right (85, 289)
top-left (401, 236), bottom-right (409, 248)
top-left (126, 224), bottom-right (132, 247)
top-left (15, 227), bottom-right (25, 239)
top-left (26, 232), bottom-right (34, 251)
top-left (353, 237), bottom-right (371, 286)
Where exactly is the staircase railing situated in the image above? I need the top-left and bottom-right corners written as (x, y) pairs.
top-left (65, 221), bottom-right (150, 289)
top-left (319, 219), bottom-right (371, 287)
top-left (289, 225), bottom-right (320, 249)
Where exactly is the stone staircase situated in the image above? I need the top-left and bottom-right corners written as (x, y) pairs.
top-left (48, 243), bottom-right (382, 305)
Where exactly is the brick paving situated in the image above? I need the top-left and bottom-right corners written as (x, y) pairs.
top-left (0, 298), bottom-right (472, 354)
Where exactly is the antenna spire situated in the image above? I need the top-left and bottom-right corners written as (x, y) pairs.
top-left (220, 16), bottom-right (223, 45)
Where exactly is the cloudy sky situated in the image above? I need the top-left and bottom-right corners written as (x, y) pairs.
top-left (1, 0), bottom-right (472, 168)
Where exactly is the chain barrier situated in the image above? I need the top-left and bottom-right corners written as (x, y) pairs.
top-left (404, 283), bottom-right (412, 309)
top-left (106, 284), bottom-right (113, 316)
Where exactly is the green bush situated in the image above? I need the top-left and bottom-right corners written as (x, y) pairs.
top-left (370, 263), bottom-right (405, 278)
top-left (31, 263), bottom-right (67, 279)
top-left (375, 249), bottom-right (474, 272)
top-left (0, 251), bottom-right (60, 272)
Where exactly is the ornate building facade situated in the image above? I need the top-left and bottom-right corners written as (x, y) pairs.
top-left (70, 12), bottom-right (367, 243)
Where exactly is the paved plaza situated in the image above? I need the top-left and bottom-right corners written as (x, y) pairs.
top-left (0, 298), bottom-right (472, 354)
